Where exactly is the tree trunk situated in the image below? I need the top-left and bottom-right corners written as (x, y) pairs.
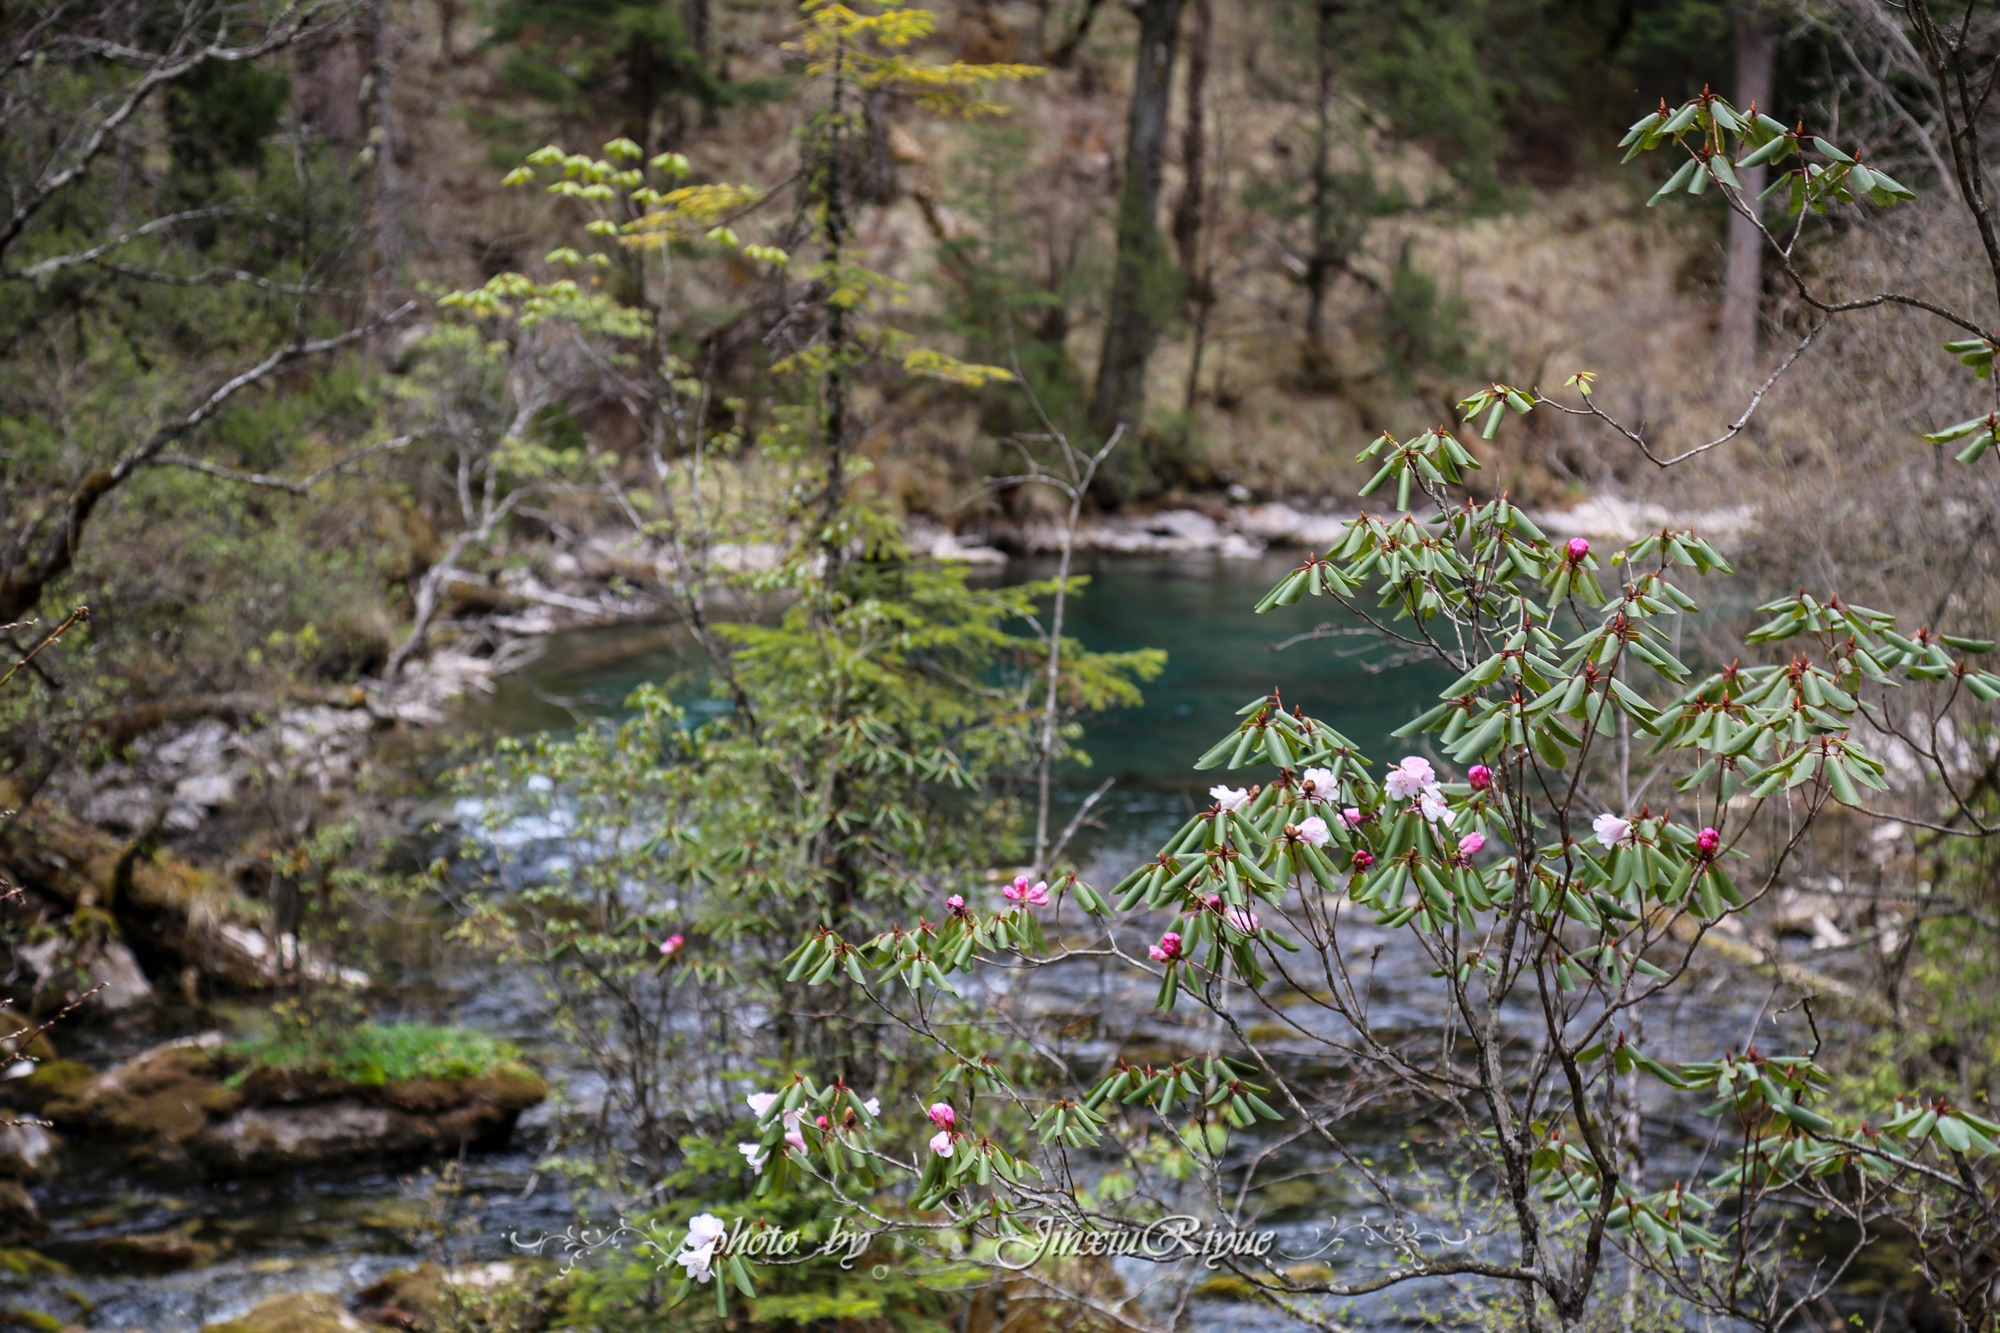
top-left (1088, 0), bottom-right (1186, 461)
top-left (1174, 0), bottom-right (1211, 412)
top-left (362, 0), bottom-right (406, 334)
top-left (1719, 7), bottom-right (1774, 367)
top-left (1303, 0), bottom-right (1338, 351)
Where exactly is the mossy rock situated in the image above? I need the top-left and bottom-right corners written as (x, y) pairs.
top-left (94, 1225), bottom-right (220, 1271)
top-left (0, 1061), bottom-right (91, 1114)
top-left (201, 1290), bottom-right (385, 1333)
top-left (0, 1308), bottom-right (63, 1332)
top-left (355, 1261), bottom-right (532, 1333)
top-left (42, 1040), bottom-right (225, 1169)
top-left (43, 1028), bottom-right (544, 1176)
top-left (0, 1249), bottom-right (68, 1284)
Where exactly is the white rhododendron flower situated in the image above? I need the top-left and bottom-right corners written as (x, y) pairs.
top-left (1384, 756), bottom-right (1439, 801)
top-left (929, 1130), bottom-right (955, 1158)
top-left (1210, 784), bottom-right (1250, 812)
top-left (736, 1142), bottom-right (769, 1174)
top-left (1593, 813), bottom-right (1632, 847)
top-left (1294, 815), bottom-right (1331, 847)
top-left (1417, 790), bottom-right (1454, 826)
top-left (676, 1213), bottom-right (728, 1283)
top-left (745, 1091), bottom-right (779, 1122)
top-left (1299, 767), bottom-right (1338, 798)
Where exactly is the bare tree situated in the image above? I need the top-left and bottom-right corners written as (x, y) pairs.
top-left (1087, 0), bottom-right (1186, 474)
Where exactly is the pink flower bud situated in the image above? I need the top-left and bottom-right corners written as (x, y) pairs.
top-left (1458, 832), bottom-right (1486, 857)
top-left (815, 1114), bottom-right (831, 1130)
top-left (1566, 537), bottom-right (1590, 561)
top-left (1352, 850), bottom-right (1375, 869)
top-left (1148, 931), bottom-right (1183, 963)
top-left (927, 1102), bottom-right (955, 1130)
top-left (1467, 764), bottom-right (1492, 791)
top-left (1696, 826), bottom-right (1721, 855)
top-left (659, 934), bottom-right (684, 957)
top-left (945, 894), bottom-right (965, 911)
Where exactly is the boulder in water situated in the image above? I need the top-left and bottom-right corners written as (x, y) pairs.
top-left (43, 1031), bottom-right (545, 1176)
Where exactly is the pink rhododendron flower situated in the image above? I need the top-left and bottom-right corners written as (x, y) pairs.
top-left (659, 934), bottom-right (684, 957)
top-left (1417, 790), bottom-right (1454, 826)
top-left (1468, 764), bottom-right (1493, 791)
top-left (1696, 826), bottom-right (1721, 855)
top-left (1342, 807), bottom-right (1363, 826)
top-left (1003, 876), bottom-right (1050, 907)
top-left (1458, 832), bottom-right (1486, 857)
top-left (1209, 784), bottom-right (1251, 812)
top-left (1148, 931), bottom-right (1183, 963)
top-left (1294, 815), bottom-right (1331, 847)
top-left (1384, 756), bottom-right (1439, 801)
top-left (1299, 767), bottom-right (1337, 798)
top-left (1225, 905), bottom-right (1261, 934)
top-left (945, 893), bottom-right (965, 911)
top-left (929, 1130), bottom-right (955, 1158)
top-left (927, 1102), bottom-right (955, 1130)
top-left (1593, 812), bottom-right (1632, 847)
top-left (784, 1127), bottom-right (806, 1153)
top-left (1567, 537), bottom-right (1590, 561)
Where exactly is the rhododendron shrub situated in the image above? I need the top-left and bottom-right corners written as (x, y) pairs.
top-left (745, 85), bottom-right (2000, 1332)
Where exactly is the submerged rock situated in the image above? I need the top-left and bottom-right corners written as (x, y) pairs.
top-left (42, 1033), bottom-right (545, 1176)
top-left (200, 1290), bottom-right (386, 1333)
top-left (93, 1224), bottom-right (220, 1271)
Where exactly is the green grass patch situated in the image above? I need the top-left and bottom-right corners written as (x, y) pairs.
top-left (228, 1021), bottom-right (526, 1087)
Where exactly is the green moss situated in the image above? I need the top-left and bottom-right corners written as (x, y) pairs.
top-left (0, 1307), bottom-right (63, 1331)
top-left (228, 1022), bottom-right (525, 1087)
top-left (0, 1250), bottom-right (68, 1283)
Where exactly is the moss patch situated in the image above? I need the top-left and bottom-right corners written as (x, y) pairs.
top-left (227, 1023), bottom-right (528, 1088)
top-left (0, 1249), bottom-right (68, 1283)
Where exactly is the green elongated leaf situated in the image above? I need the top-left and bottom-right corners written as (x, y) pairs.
top-left (1649, 158), bottom-right (1699, 206)
top-left (1393, 701), bottom-right (1457, 737)
top-left (1937, 1115), bottom-right (1972, 1153)
top-left (1736, 134), bottom-right (1793, 168)
top-left (1941, 634), bottom-right (1996, 653)
top-left (1811, 136), bottom-right (1853, 163)
top-left (1778, 1101), bottom-right (1832, 1132)
top-left (1924, 416), bottom-right (1989, 444)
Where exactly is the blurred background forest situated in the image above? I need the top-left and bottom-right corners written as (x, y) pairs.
top-left (8, 0), bottom-right (1975, 732)
top-left (9, 1), bottom-right (2000, 1330)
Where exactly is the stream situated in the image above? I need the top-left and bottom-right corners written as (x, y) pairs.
top-left (24, 552), bottom-right (1847, 1331)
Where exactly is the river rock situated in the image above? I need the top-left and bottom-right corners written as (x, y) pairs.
top-left (355, 1261), bottom-right (522, 1332)
top-left (43, 1035), bottom-right (545, 1176)
top-left (201, 1290), bottom-right (386, 1333)
top-left (94, 1224), bottom-right (219, 1271)
top-left (0, 1181), bottom-right (42, 1244)
top-left (0, 1124), bottom-right (58, 1182)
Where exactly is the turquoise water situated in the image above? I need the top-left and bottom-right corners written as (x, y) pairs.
top-left (474, 550), bottom-right (1452, 878)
